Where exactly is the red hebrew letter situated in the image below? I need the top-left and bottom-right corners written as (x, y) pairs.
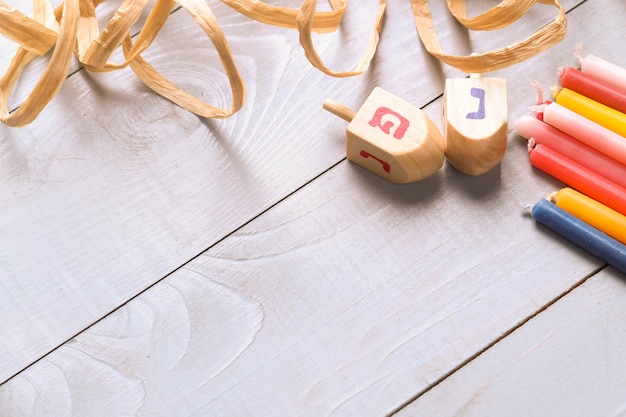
top-left (360, 150), bottom-right (391, 173)
top-left (368, 107), bottom-right (410, 140)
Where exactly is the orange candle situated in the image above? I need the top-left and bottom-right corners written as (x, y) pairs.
top-left (550, 187), bottom-right (626, 245)
top-left (528, 142), bottom-right (626, 216)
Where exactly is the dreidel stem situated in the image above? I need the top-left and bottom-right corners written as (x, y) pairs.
top-left (323, 99), bottom-right (356, 122)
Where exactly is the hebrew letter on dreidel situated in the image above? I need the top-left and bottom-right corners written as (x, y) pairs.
top-left (360, 150), bottom-right (391, 173)
top-left (443, 77), bottom-right (507, 176)
top-left (368, 107), bottom-right (410, 139)
top-left (466, 87), bottom-right (486, 120)
top-left (323, 87), bottom-right (445, 183)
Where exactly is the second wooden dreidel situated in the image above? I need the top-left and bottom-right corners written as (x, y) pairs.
top-left (443, 75), bottom-right (508, 175)
top-left (323, 87), bottom-right (444, 184)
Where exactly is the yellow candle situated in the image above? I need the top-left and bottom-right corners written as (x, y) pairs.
top-left (554, 88), bottom-right (626, 138)
top-left (550, 187), bottom-right (626, 245)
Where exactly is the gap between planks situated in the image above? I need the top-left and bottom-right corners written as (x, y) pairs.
top-left (384, 0), bottom-right (594, 412)
top-left (1, 4), bottom-right (446, 385)
top-left (387, 263), bottom-right (606, 417)
top-left (0, 157), bottom-right (345, 385)
top-left (2, 0), bottom-right (593, 404)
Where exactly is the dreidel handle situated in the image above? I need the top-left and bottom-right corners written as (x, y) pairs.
top-left (323, 99), bottom-right (356, 122)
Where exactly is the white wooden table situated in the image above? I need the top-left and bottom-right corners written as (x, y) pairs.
top-left (2, 0), bottom-right (625, 415)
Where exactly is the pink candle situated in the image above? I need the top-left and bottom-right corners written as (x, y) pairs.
top-left (540, 102), bottom-right (626, 166)
top-left (580, 54), bottom-right (626, 92)
top-left (515, 115), bottom-right (626, 189)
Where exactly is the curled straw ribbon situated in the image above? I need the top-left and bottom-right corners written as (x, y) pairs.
top-left (0, 0), bottom-right (566, 127)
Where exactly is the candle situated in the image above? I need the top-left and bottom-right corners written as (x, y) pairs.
top-left (554, 88), bottom-right (626, 137)
top-left (579, 54), bottom-right (626, 92)
top-left (528, 142), bottom-right (626, 216)
top-left (515, 115), bottom-right (626, 189)
top-left (541, 101), bottom-right (626, 166)
top-left (550, 187), bottom-right (626, 245)
top-left (559, 67), bottom-right (626, 114)
top-left (530, 198), bottom-right (626, 275)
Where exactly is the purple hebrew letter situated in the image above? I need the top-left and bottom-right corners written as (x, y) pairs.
top-left (466, 87), bottom-right (486, 120)
top-left (368, 107), bottom-right (410, 140)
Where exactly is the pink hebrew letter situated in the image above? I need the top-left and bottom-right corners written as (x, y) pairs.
top-left (368, 107), bottom-right (410, 140)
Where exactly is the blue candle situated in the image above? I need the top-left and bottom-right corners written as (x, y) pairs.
top-left (531, 198), bottom-right (626, 275)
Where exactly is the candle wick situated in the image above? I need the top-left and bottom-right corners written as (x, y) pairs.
top-left (531, 80), bottom-right (544, 105)
top-left (574, 43), bottom-right (584, 64)
top-left (528, 104), bottom-right (547, 117)
top-left (548, 191), bottom-right (558, 203)
top-left (521, 203), bottom-right (534, 216)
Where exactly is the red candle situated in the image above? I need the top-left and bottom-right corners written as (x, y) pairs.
top-left (516, 115), bottom-right (626, 189)
top-left (528, 142), bottom-right (626, 216)
top-left (559, 67), bottom-right (626, 114)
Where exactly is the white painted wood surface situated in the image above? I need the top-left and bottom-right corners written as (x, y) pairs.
top-left (396, 267), bottom-right (626, 417)
top-left (2, 0), bottom-right (625, 416)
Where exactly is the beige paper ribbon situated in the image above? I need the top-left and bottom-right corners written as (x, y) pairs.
top-left (411, 0), bottom-right (568, 73)
top-left (124, 0), bottom-right (246, 118)
top-left (219, 0), bottom-right (347, 33)
top-left (296, 0), bottom-right (386, 77)
top-left (0, 0), bottom-right (567, 127)
top-left (0, 0), bottom-right (77, 127)
top-left (0, 0), bottom-right (58, 55)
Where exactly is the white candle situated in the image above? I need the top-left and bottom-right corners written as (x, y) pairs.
top-left (580, 54), bottom-right (626, 92)
top-left (540, 102), bottom-right (626, 166)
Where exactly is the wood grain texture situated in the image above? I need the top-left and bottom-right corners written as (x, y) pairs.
top-left (396, 267), bottom-right (626, 417)
top-left (1, 0), bottom-right (617, 416)
top-left (0, 0), bottom-right (461, 382)
top-left (0, 268), bottom-right (264, 417)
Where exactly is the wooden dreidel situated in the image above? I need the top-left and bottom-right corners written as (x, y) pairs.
top-left (442, 74), bottom-right (508, 175)
top-left (323, 87), bottom-right (444, 184)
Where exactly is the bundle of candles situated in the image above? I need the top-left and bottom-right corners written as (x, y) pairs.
top-left (515, 53), bottom-right (626, 275)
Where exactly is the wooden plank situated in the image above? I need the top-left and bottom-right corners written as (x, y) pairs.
top-left (0, 0), bottom-right (464, 382)
top-left (0, 160), bottom-right (601, 416)
top-left (0, 0), bottom-right (605, 415)
top-left (0, 267), bottom-right (266, 417)
top-left (395, 267), bottom-right (626, 417)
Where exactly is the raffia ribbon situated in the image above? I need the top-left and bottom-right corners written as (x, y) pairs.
top-left (0, 0), bottom-right (566, 127)
top-left (411, 0), bottom-right (568, 73)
